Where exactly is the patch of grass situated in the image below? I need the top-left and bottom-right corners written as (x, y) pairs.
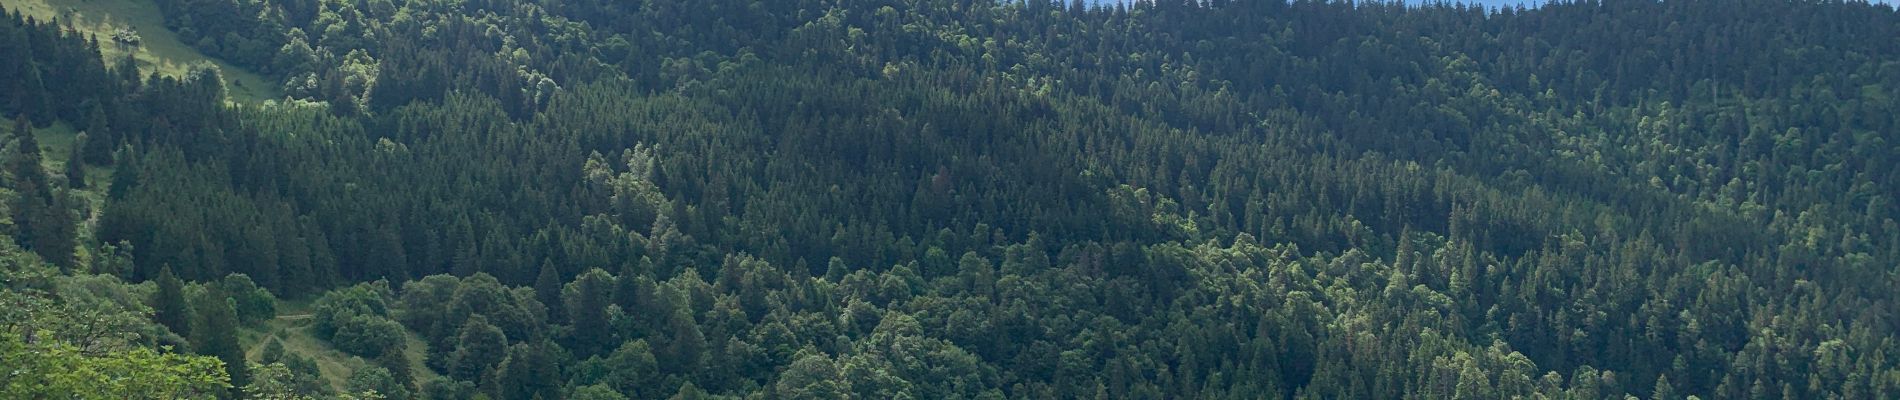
top-left (246, 315), bottom-right (363, 391)
top-left (241, 300), bottom-right (443, 393)
top-left (3, 0), bottom-right (279, 102)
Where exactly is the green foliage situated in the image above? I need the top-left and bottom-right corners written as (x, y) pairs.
top-left (0, 271), bottom-right (175, 352)
top-left (447, 315), bottom-right (507, 383)
top-left (534, 260), bottom-right (565, 325)
top-left (1, 240), bottom-right (227, 398)
top-left (245, 362), bottom-right (317, 400)
top-left (152, 265), bottom-right (191, 336)
top-left (494, 341), bottom-right (563, 400)
top-left (190, 285), bottom-right (248, 398)
top-left (569, 339), bottom-right (658, 399)
top-left (312, 282), bottom-right (391, 337)
top-left (333, 313), bottom-right (407, 358)
top-left (255, 338), bottom-right (332, 398)
top-left (0, 330), bottom-right (228, 398)
top-left (216, 273), bottom-right (276, 325)
top-left (562, 267), bottom-right (614, 358)
top-left (346, 365), bottom-right (410, 400)
top-left (569, 384), bottom-right (628, 400)
top-left (775, 353), bottom-right (846, 400)
top-left (7, 0), bottom-right (1900, 398)
top-left (6, 116), bottom-right (75, 268)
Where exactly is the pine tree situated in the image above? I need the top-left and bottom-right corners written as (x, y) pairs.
top-left (612, 262), bottom-right (643, 311)
top-left (80, 103), bottom-right (112, 165)
top-left (152, 265), bottom-right (192, 337)
top-left (191, 288), bottom-right (249, 399)
top-left (14, 65), bottom-right (52, 126)
top-left (1653, 374), bottom-right (1676, 400)
top-left (64, 132), bottom-right (85, 188)
top-left (496, 341), bottom-right (562, 400)
top-left (7, 115), bottom-right (72, 267)
top-left (33, 191), bottom-right (76, 269)
top-left (661, 307), bottom-right (705, 375)
top-left (825, 256), bottom-right (848, 282)
top-left (106, 143), bottom-right (137, 200)
top-left (534, 259), bottom-right (565, 324)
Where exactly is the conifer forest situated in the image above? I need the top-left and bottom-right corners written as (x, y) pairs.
top-left (2, 0), bottom-right (1899, 398)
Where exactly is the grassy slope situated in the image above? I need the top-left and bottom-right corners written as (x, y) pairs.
top-left (241, 300), bottom-right (443, 392)
top-left (2, 0), bottom-right (278, 102)
top-left (7, 0), bottom-right (389, 391)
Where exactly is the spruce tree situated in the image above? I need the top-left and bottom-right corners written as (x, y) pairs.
top-left (1653, 374), bottom-right (1676, 400)
top-left (191, 288), bottom-right (249, 399)
top-left (32, 191), bottom-right (75, 269)
top-left (80, 103), bottom-right (112, 164)
top-left (6, 116), bottom-right (61, 265)
top-left (661, 307), bottom-right (705, 375)
top-left (106, 143), bottom-right (137, 200)
top-left (496, 341), bottom-right (562, 400)
top-left (534, 259), bottom-right (565, 324)
top-left (6, 114), bottom-right (74, 267)
top-left (152, 265), bottom-right (192, 337)
top-left (612, 262), bottom-right (642, 312)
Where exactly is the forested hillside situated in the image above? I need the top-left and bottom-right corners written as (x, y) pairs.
top-left (3, 0), bottom-right (1899, 398)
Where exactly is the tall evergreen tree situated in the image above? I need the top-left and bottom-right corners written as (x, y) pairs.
top-left (151, 265), bottom-right (192, 337)
top-left (564, 268), bottom-right (614, 358)
top-left (496, 341), bottom-right (563, 400)
top-left (6, 114), bottom-right (71, 267)
top-left (612, 262), bottom-right (642, 311)
top-left (191, 288), bottom-right (249, 399)
top-left (661, 307), bottom-right (705, 375)
top-left (534, 259), bottom-right (565, 324)
top-left (80, 103), bottom-right (111, 164)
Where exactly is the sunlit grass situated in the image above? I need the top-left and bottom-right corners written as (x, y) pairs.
top-left (241, 299), bottom-right (443, 392)
top-left (3, 0), bottom-right (278, 102)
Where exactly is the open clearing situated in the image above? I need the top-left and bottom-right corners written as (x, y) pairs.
top-left (2, 0), bottom-right (278, 102)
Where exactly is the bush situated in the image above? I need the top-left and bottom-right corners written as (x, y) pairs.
top-left (332, 314), bottom-right (406, 358)
top-left (217, 273), bottom-right (276, 325)
top-left (311, 282), bottom-right (391, 338)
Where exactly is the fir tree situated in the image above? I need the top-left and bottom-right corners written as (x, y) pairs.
top-left (7, 115), bottom-right (72, 267)
top-left (152, 265), bottom-right (192, 337)
top-left (191, 288), bottom-right (249, 399)
top-left (534, 259), bottom-right (565, 324)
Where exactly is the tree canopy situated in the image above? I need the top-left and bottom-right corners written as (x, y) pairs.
top-left (4, 0), bottom-right (1900, 398)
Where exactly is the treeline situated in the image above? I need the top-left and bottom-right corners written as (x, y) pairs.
top-left (4, 0), bottom-right (1900, 399)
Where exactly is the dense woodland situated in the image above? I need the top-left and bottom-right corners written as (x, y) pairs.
top-left (3, 0), bottom-right (1900, 398)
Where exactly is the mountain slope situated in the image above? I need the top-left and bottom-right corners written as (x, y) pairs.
top-left (2, 0), bottom-right (275, 102)
top-left (3, 0), bottom-right (1898, 399)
